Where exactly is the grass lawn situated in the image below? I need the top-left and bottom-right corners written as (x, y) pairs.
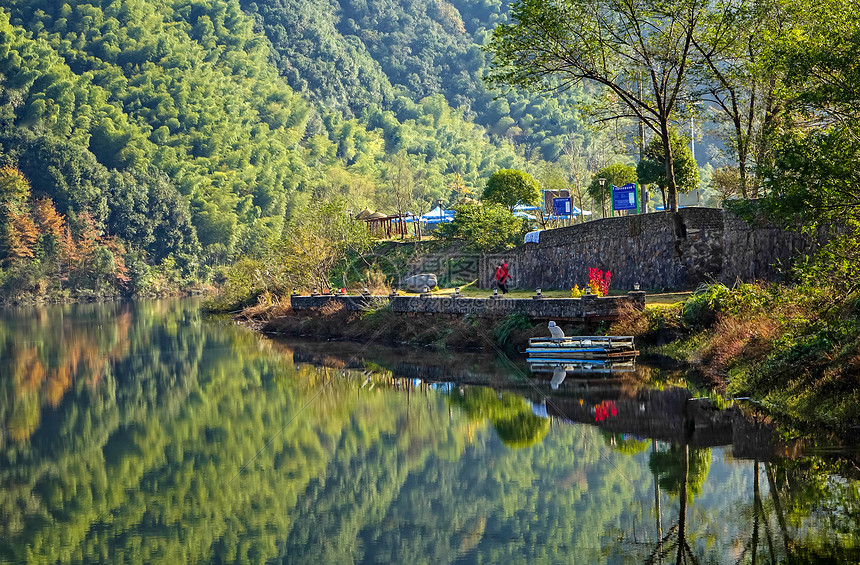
top-left (407, 284), bottom-right (692, 306)
top-left (644, 292), bottom-right (692, 308)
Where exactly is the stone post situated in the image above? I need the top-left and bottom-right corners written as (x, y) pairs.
top-left (626, 291), bottom-right (647, 310)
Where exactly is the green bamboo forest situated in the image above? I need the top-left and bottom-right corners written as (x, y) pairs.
top-left (0, 0), bottom-right (612, 300)
top-left (1, 0), bottom-right (860, 562)
top-left (0, 0), bottom-right (859, 432)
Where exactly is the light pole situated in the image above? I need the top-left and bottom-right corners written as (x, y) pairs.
top-left (598, 178), bottom-right (607, 218)
top-left (438, 199), bottom-right (444, 224)
top-left (690, 110), bottom-right (695, 162)
top-left (689, 100), bottom-right (704, 163)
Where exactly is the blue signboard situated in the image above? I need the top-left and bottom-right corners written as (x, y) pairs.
top-left (552, 197), bottom-right (572, 216)
top-left (612, 183), bottom-right (638, 211)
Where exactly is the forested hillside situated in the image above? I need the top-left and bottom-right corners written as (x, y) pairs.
top-left (241, 0), bottom-right (598, 162)
top-left (0, 0), bottom-right (568, 300)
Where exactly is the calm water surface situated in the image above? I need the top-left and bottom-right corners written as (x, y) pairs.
top-left (0, 299), bottom-right (857, 564)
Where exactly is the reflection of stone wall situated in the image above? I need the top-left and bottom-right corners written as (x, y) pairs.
top-left (542, 388), bottom-right (736, 448)
top-left (290, 292), bottom-right (646, 321)
top-left (509, 207), bottom-right (822, 291)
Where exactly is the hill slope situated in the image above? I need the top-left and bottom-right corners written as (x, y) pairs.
top-left (242, 0), bottom-right (596, 162)
top-left (0, 0), bottom-right (536, 299)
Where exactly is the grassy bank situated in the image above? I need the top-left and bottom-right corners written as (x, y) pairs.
top-left (611, 282), bottom-right (860, 437)
top-left (242, 301), bottom-right (548, 351)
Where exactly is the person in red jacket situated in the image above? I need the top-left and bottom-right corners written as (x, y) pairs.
top-left (497, 260), bottom-right (511, 294)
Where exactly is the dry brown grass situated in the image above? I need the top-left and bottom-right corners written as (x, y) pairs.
top-left (609, 302), bottom-right (652, 336)
top-left (318, 300), bottom-right (346, 316)
top-left (237, 291), bottom-right (292, 322)
top-left (695, 314), bottom-right (780, 383)
top-left (348, 266), bottom-right (392, 295)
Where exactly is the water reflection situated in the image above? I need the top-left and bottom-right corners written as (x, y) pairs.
top-left (0, 300), bottom-right (857, 564)
top-left (529, 359), bottom-right (638, 380)
top-left (447, 386), bottom-right (550, 449)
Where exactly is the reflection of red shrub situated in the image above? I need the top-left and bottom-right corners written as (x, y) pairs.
top-left (594, 400), bottom-right (618, 422)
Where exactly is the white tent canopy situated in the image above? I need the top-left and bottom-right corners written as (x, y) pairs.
top-left (421, 206), bottom-right (455, 223)
top-left (514, 203), bottom-right (541, 212)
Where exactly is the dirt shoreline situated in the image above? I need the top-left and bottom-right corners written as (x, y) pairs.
top-left (239, 303), bottom-right (613, 352)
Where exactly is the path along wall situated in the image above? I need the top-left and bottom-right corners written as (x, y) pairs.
top-left (506, 207), bottom-right (824, 291)
top-left (290, 292), bottom-right (646, 321)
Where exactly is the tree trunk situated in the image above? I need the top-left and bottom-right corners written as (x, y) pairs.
top-left (676, 443), bottom-right (689, 565)
top-left (653, 439), bottom-right (663, 541)
top-left (751, 459), bottom-right (760, 564)
top-left (661, 123), bottom-right (679, 212)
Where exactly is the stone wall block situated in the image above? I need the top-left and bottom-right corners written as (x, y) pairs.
top-left (507, 207), bottom-right (825, 291)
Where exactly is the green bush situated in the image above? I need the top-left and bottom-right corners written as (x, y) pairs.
top-left (437, 202), bottom-right (527, 252)
top-left (492, 313), bottom-right (533, 346)
top-left (680, 283), bottom-right (732, 327)
top-left (681, 282), bottom-right (773, 328)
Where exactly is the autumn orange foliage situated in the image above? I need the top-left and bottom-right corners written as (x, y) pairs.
top-left (1, 179), bottom-right (130, 289)
top-left (3, 204), bottom-right (39, 261)
top-left (4, 308), bottom-right (132, 441)
top-left (33, 197), bottom-right (65, 239)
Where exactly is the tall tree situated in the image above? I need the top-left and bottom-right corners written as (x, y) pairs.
top-left (0, 166), bottom-right (30, 208)
top-left (487, 0), bottom-right (725, 211)
top-left (561, 131), bottom-right (620, 222)
top-left (276, 199), bottom-right (373, 290)
top-left (691, 0), bottom-right (792, 198)
top-left (637, 128), bottom-right (699, 209)
top-left (0, 166), bottom-right (36, 265)
top-left (383, 150), bottom-right (421, 239)
top-left (482, 168), bottom-right (542, 212)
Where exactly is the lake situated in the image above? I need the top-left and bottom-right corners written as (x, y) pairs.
top-left (0, 299), bottom-right (857, 564)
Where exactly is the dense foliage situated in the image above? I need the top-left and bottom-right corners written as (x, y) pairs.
top-left (660, 281), bottom-right (860, 434)
top-left (436, 201), bottom-right (526, 252)
top-left (481, 168), bottom-right (541, 211)
top-left (0, 0), bottom-right (550, 301)
top-left (637, 129), bottom-right (699, 209)
top-left (239, 0), bottom-right (600, 162)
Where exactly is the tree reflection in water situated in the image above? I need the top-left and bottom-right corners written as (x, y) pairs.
top-left (643, 442), bottom-right (710, 565)
top-left (639, 442), bottom-right (860, 564)
top-left (447, 386), bottom-right (550, 449)
top-left (0, 300), bottom-right (858, 564)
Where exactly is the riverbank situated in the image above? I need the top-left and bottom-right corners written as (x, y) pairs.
top-left (244, 301), bottom-right (548, 351)
top-left (239, 281), bottom-right (860, 439)
top-left (611, 282), bottom-right (860, 437)
top-left (0, 285), bottom-right (213, 307)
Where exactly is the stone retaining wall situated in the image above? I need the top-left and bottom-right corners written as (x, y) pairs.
top-left (290, 292), bottom-right (646, 321)
top-left (289, 294), bottom-right (386, 312)
top-left (508, 207), bottom-right (821, 291)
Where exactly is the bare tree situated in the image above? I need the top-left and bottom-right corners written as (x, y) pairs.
top-left (383, 150), bottom-right (418, 239)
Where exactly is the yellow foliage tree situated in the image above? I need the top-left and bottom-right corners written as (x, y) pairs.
top-left (0, 165), bottom-right (30, 206)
